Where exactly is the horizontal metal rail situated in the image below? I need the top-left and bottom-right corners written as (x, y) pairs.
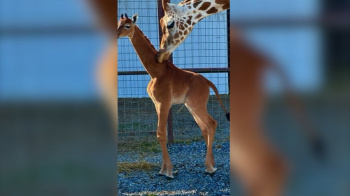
top-left (118, 67), bottom-right (230, 75)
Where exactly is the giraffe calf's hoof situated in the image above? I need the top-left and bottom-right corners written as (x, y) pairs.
top-left (158, 170), bottom-right (176, 179)
top-left (158, 172), bottom-right (174, 179)
top-left (205, 167), bottom-right (217, 174)
top-left (165, 174), bottom-right (174, 179)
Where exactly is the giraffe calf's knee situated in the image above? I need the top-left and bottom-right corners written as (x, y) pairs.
top-left (213, 119), bottom-right (218, 129)
top-left (156, 131), bottom-right (166, 141)
top-left (208, 119), bottom-right (218, 133)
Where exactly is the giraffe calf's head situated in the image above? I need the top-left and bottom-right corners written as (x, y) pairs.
top-left (117, 13), bottom-right (138, 39)
top-left (157, 3), bottom-right (195, 63)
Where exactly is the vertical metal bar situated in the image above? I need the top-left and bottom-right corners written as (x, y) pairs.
top-left (227, 9), bottom-right (231, 94)
top-left (157, 0), bottom-right (174, 145)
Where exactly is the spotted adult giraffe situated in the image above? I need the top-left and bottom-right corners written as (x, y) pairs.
top-left (157, 0), bottom-right (229, 63)
top-left (117, 13), bottom-right (229, 178)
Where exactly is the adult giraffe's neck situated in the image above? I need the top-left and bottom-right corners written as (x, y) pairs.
top-left (189, 0), bottom-right (229, 22)
top-left (129, 26), bottom-right (166, 78)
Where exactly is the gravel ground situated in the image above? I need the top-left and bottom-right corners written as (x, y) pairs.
top-left (117, 94), bottom-right (230, 195)
top-left (117, 140), bottom-right (230, 195)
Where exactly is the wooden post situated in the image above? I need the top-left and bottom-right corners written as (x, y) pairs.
top-left (157, 0), bottom-right (174, 145)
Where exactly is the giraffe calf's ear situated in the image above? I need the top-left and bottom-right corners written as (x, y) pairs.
top-left (132, 14), bottom-right (138, 24)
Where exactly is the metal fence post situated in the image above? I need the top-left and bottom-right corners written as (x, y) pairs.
top-left (227, 9), bottom-right (230, 95)
top-left (157, 0), bottom-right (174, 145)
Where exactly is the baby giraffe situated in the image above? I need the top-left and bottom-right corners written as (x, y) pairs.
top-left (117, 13), bottom-right (229, 178)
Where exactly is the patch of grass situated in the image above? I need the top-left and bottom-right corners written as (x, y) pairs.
top-left (215, 144), bottom-right (222, 148)
top-left (118, 139), bottom-right (161, 153)
top-left (174, 136), bottom-right (203, 145)
top-left (118, 122), bottom-right (150, 131)
top-left (118, 161), bottom-right (157, 173)
top-left (139, 140), bottom-right (161, 153)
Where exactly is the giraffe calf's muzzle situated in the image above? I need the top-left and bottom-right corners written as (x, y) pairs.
top-left (157, 49), bottom-right (166, 63)
top-left (157, 49), bottom-right (171, 63)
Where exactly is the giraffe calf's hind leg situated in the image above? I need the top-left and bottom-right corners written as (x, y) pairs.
top-left (186, 103), bottom-right (218, 174)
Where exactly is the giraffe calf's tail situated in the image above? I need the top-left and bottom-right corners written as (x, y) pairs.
top-left (205, 79), bottom-right (230, 122)
top-left (225, 112), bottom-right (230, 122)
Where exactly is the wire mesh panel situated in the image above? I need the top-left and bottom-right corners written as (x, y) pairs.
top-left (117, 0), bottom-right (230, 139)
top-left (171, 0), bottom-right (229, 140)
top-left (117, 0), bottom-right (159, 137)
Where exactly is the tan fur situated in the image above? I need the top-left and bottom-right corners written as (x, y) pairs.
top-left (229, 28), bottom-right (288, 196)
top-left (88, 0), bottom-right (119, 131)
top-left (229, 30), bottom-right (322, 195)
top-left (117, 15), bottom-right (229, 178)
top-left (96, 39), bottom-right (118, 129)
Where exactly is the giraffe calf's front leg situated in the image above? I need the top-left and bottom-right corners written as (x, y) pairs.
top-left (157, 136), bottom-right (173, 178)
top-left (155, 102), bottom-right (174, 179)
top-left (157, 133), bottom-right (174, 179)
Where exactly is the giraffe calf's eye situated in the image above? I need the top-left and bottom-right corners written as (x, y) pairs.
top-left (167, 21), bottom-right (175, 29)
top-left (125, 25), bottom-right (131, 29)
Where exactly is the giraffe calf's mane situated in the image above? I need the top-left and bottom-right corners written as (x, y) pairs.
top-left (134, 26), bottom-right (158, 55)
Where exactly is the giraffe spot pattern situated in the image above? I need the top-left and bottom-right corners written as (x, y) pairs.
top-left (195, 13), bottom-right (202, 19)
top-left (193, 2), bottom-right (201, 8)
top-left (179, 24), bottom-right (185, 30)
top-left (222, 4), bottom-right (229, 9)
top-left (215, 0), bottom-right (228, 5)
top-left (207, 7), bottom-right (218, 14)
top-left (199, 2), bottom-right (211, 11)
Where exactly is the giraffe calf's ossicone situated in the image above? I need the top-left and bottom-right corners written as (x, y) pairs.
top-left (117, 13), bottom-right (229, 179)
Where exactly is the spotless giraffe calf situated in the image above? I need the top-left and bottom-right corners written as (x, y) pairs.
top-left (117, 13), bottom-right (229, 179)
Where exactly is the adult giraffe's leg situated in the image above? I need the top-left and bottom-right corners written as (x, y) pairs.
top-left (155, 102), bottom-right (173, 178)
